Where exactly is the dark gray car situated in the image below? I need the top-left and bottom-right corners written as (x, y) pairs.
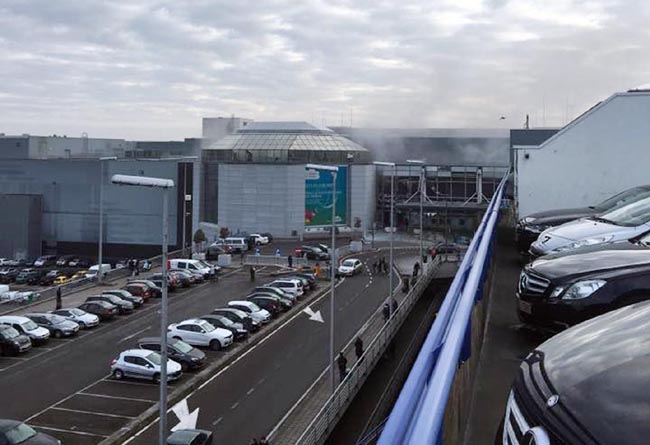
top-left (138, 337), bottom-right (206, 371)
top-left (0, 419), bottom-right (60, 444)
top-left (25, 313), bottom-right (79, 338)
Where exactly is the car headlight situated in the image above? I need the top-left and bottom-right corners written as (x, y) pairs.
top-left (561, 280), bottom-right (606, 300)
top-left (520, 217), bottom-right (535, 225)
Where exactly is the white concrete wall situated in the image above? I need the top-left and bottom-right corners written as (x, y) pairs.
top-left (350, 164), bottom-right (376, 231)
top-left (517, 92), bottom-right (650, 217)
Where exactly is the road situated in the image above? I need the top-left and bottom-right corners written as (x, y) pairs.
top-left (0, 246), bottom-right (415, 444)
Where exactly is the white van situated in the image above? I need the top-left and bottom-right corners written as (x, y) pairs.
top-left (169, 259), bottom-right (214, 278)
top-left (223, 237), bottom-right (249, 253)
top-left (268, 279), bottom-right (304, 297)
top-left (0, 315), bottom-right (50, 344)
top-left (86, 264), bottom-right (111, 279)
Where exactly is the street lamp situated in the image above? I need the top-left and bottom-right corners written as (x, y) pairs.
top-left (407, 160), bottom-right (425, 264)
top-left (373, 162), bottom-right (395, 303)
top-left (111, 174), bottom-right (174, 445)
top-left (305, 163), bottom-right (339, 394)
top-left (97, 156), bottom-right (117, 285)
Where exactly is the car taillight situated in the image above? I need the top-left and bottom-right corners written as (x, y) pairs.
top-left (111, 359), bottom-right (116, 365)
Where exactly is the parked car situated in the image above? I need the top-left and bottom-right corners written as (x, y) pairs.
top-left (247, 295), bottom-right (283, 316)
top-left (0, 315), bottom-right (50, 345)
top-left (168, 318), bottom-right (234, 350)
top-left (86, 295), bottom-right (134, 314)
top-left (249, 233), bottom-right (270, 245)
top-left (85, 264), bottom-right (111, 280)
top-left (290, 273), bottom-right (317, 290)
top-left (261, 232), bottom-right (273, 242)
top-left (55, 255), bottom-right (76, 267)
top-left (169, 270), bottom-right (193, 288)
top-left (167, 429), bottom-right (213, 445)
top-left (516, 233), bottom-right (650, 331)
top-left (227, 301), bottom-right (271, 324)
top-left (25, 313), bottom-right (79, 338)
top-left (286, 275), bottom-right (311, 292)
top-left (150, 273), bottom-right (179, 291)
top-left (294, 245), bottom-right (329, 261)
top-left (267, 279), bottom-right (304, 298)
top-left (111, 349), bottom-right (182, 383)
top-left (103, 289), bottom-right (144, 308)
top-left (33, 255), bottom-right (57, 268)
top-left (221, 237), bottom-right (249, 253)
top-left (171, 268), bottom-right (204, 284)
top-left (0, 290), bottom-right (40, 304)
top-left (255, 285), bottom-right (296, 303)
top-left (39, 270), bottom-right (61, 286)
top-left (529, 195), bottom-right (650, 258)
top-left (211, 308), bottom-right (260, 332)
top-left (0, 419), bottom-right (61, 445)
top-left (51, 308), bottom-right (100, 329)
top-left (138, 337), bottom-right (206, 371)
top-left (78, 301), bottom-right (118, 321)
top-left (120, 283), bottom-right (152, 301)
top-left (498, 300), bottom-right (650, 445)
top-left (338, 258), bottom-right (363, 277)
top-left (68, 257), bottom-right (91, 268)
top-left (126, 280), bottom-right (162, 298)
top-left (206, 244), bottom-right (231, 260)
top-left (199, 315), bottom-right (249, 340)
top-left (15, 270), bottom-right (41, 285)
top-left (170, 259), bottom-right (216, 279)
top-left (69, 270), bottom-right (88, 281)
top-left (0, 324), bottom-right (32, 355)
top-left (0, 268), bottom-right (19, 284)
top-left (516, 185), bottom-right (650, 254)
top-left (52, 275), bottom-right (68, 286)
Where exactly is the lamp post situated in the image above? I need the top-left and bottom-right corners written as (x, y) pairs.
top-left (374, 162), bottom-right (396, 302)
top-left (306, 163), bottom-right (339, 394)
top-left (111, 174), bottom-right (174, 445)
top-left (97, 156), bottom-right (117, 284)
top-left (407, 160), bottom-right (425, 263)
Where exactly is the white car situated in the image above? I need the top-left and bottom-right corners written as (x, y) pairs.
top-left (227, 301), bottom-right (272, 324)
top-left (0, 290), bottom-right (40, 304)
top-left (111, 349), bottom-right (182, 382)
top-left (250, 234), bottom-right (270, 245)
top-left (0, 315), bottom-right (50, 344)
top-left (169, 259), bottom-right (216, 278)
top-left (267, 279), bottom-right (304, 298)
top-left (530, 195), bottom-right (650, 257)
top-left (168, 318), bottom-right (234, 350)
top-left (338, 258), bottom-right (363, 277)
top-left (51, 308), bottom-right (100, 329)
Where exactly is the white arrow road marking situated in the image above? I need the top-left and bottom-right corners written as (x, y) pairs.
top-left (171, 398), bottom-right (200, 432)
top-left (302, 306), bottom-right (324, 323)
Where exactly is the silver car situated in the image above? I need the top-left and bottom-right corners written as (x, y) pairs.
top-left (111, 349), bottom-right (182, 382)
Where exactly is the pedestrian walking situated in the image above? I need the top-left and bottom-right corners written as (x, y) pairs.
top-left (250, 266), bottom-right (256, 282)
top-left (255, 246), bottom-right (261, 256)
top-left (354, 336), bottom-right (364, 361)
top-left (391, 298), bottom-right (398, 315)
top-left (314, 262), bottom-right (321, 278)
top-left (382, 303), bottom-right (390, 322)
top-left (402, 277), bottom-right (410, 293)
top-left (55, 286), bottom-right (62, 310)
top-left (287, 254), bottom-right (293, 268)
top-left (275, 248), bottom-right (281, 257)
top-left (337, 352), bottom-right (348, 382)
top-left (413, 261), bottom-right (420, 278)
top-left (372, 260), bottom-right (378, 275)
top-left (382, 258), bottom-right (389, 275)
top-left (240, 250), bottom-right (245, 264)
top-left (135, 261), bottom-right (140, 276)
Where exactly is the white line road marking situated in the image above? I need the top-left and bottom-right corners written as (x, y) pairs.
top-left (30, 425), bottom-right (108, 438)
top-left (79, 392), bottom-right (157, 404)
top-left (52, 406), bottom-right (135, 419)
top-left (230, 401), bottom-right (239, 410)
top-left (246, 387), bottom-right (255, 395)
top-left (118, 326), bottom-right (151, 344)
top-left (212, 416), bottom-right (223, 426)
top-left (100, 378), bottom-right (156, 388)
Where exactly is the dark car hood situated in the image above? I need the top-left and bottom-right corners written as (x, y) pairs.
top-left (522, 207), bottom-right (596, 225)
top-left (189, 347), bottom-right (205, 360)
top-left (530, 242), bottom-right (650, 279)
top-left (538, 301), bottom-right (650, 444)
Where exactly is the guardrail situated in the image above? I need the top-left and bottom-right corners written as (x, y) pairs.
top-left (294, 255), bottom-right (443, 445)
top-left (376, 174), bottom-right (508, 445)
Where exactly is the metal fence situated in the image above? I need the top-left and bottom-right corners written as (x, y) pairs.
top-left (294, 255), bottom-right (442, 445)
top-left (377, 174), bottom-right (508, 445)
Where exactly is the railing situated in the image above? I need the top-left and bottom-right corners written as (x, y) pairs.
top-left (244, 255), bottom-right (311, 267)
top-left (294, 255), bottom-right (442, 445)
top-left (377, 174), bottom-right (508, 445)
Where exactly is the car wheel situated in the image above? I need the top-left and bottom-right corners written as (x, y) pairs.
top-left (53, 330), bottom-right (62, 339)
top-left (173, 336), bottom-right (182, 341)
top-left (78, 321), bottom-right (86, 329)
top-left (153, 373), bottom-right (161, 384)
top-left (113, 369), bottom-right (125, 380)
top-left (209, 339), bottom-right (221, 351)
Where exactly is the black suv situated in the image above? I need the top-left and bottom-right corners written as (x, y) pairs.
top-left (86, 295), bottom-right (134, 314)
top-left (138, 337), bottom-right (206, 371)
top-left (0, 324), bottom-right (31, 355)
top-left (500, 300), bottom-right (650, 444)
top-left (296, 245), bottom-right (329, 261)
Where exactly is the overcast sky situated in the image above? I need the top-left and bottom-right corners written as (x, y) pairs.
top-left (1, 0), bottom-right (649, 140)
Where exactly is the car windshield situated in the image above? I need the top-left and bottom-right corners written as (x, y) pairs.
top-left (247, 302), bottom-right (261, 312)
top-left (5, 423), bottom-right (37, 443)
top-left (21, 320), bottom-right (38, 331)
top-left (174, 340), bottom-right (193, 353)
top-left (599, 196), bottom-right (650, 226)
top-left (1, 326), bottom-right (20, 339)
top-left (146, 352), bottom-right (162, 366)
top-left (199, 321), bottom-right (215, 332)
top-left (105, 295), bottom-right (121, 303)
top-left (595, 187), bottom-right (650, 211)
top-left (69, 308), bottom-right (84, 316)
top-left (216, 316), bottom-right (233, 326)
top-left (342, 260), bottom-right (355, 267)
top-left (49, 314), bottom-right (66, 324)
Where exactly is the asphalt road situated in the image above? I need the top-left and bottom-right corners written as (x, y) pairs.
top-left (123, 248), bottom-right (412, 445)
top-left (0, 246), bottom-right (415, 444)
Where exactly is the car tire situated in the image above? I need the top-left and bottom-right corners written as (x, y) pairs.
top-left (153, 373), bottom-right (161, 384)
top-left (113, 369), bottom-right (125, 380)
top-left (53, 330), bottom-right (62, 339)
top-left (209, 339), bottom-right (221, 351)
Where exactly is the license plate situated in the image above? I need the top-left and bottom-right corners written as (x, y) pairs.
top-left (519, 300), bottom-right (532, 314)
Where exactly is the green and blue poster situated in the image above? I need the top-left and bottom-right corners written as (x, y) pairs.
top-left (305, 166), bottom-right (347, 226)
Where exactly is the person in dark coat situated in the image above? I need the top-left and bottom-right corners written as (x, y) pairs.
top-left (354, 337), bottom-right (364, 361)
top-left (391, 298), bottom-right (398, 315)
top-left (337, 352), bottom-right (348, 382)
top-left (287, 254), bottom-right (293, 268)
top-left (413, 261), bottom-right (420, 278)
top-left (402, 277), bottom-right (410, 293)
top-left (382, 303), bottom-right (390, 322)
top-left (249, 266), bottom-right (256, 282)
top-left (55, 286), bottom-right (62, 310)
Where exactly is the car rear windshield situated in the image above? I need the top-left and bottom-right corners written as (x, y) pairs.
top-left (174, 340), bottom-right (193, 353)
top-left (343, 260), bottom-right (355, 266)
top-left (600, 196), bottom-right (650, 226)
top-left (5, 423), bottom-right (37, 442)
top-left (0, 326), bottom-right (19, 339)
top-left (146, 352), bottom-right (162, 365)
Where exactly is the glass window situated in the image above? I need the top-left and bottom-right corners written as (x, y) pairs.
top-left (4, 423), bottom-right (37, 443)
top-left (21, 320), bottom-right (38, 331)
top-left (173, 340), bottom-right (193, 353)
top-left (146, 352), bottom-right (162, 366)
top-left (600, 196), bottom-right (650, 226)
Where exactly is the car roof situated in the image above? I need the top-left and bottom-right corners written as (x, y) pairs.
top-left (229, 300), bottom-right (252, 306)
top-left (179, 318), bottom-right (204, 325)
top-left (0, 315), bottom-right (30, 322)
top-left (121, 349), bottom-right (153, 358)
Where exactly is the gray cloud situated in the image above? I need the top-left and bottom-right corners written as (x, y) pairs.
top-left (1, 0), bottom-right (649, 140)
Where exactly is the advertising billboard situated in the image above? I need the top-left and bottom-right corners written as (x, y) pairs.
top-left (305, 166), bottom-right (347, 226)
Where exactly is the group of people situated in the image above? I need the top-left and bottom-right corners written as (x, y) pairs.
top-left (249, 437), bottom-right (271, 445)
top-left (336, 336), bottom-right (365, 382)
top-left (382, 298), bottom-right (399, 322)
top-left (371, 256), bottom-right (389, 275)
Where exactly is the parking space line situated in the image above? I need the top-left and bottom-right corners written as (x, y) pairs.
top-left (52, 406), bottom-right (136, 419)
top-left (212, 416), bottom-right (223, 426)
top-left (246, 387), bottom-right (255, 395)
top-left (118, 326), bottom-right (152, 344)
top-left (79, 392), bottom-right (157, 403)
top-left (31, 425), bottom-right (108, 438)
top-left (230, 401), bottom-right (239, 410)
top-left (100, 378), bottom-right (156, 388)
